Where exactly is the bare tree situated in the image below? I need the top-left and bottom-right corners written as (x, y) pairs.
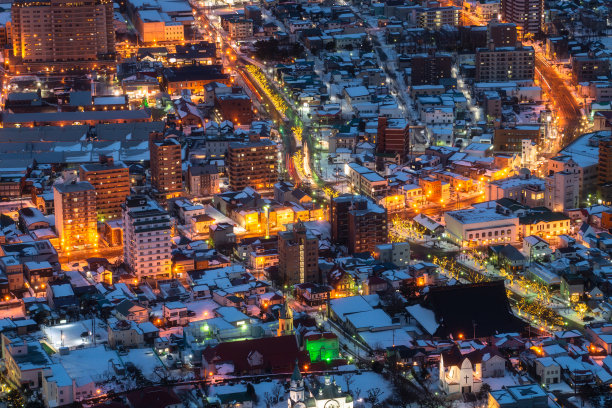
top-left (344, 373), bottom-right (355, 393)
top-left (366, 388), bottom-right (384, 407)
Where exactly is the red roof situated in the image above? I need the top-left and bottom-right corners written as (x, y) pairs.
top-left (203, 335), bottom-right (309, 374)
top-left (126, 386), bottom-right (181, 408)
top-left (304, 332), bottom-right (337, 341)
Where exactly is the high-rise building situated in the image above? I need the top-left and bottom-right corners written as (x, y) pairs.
top-left (227, 134), bottom-right (278, 191)
top-left (348, 201), bottom-right (388, 255)
top-left (79, 156), bottom-right (130, 222)
top-left (122, 195), bottom-right (172, 281)
top-left (410, 53), bottom-right (452, 86)
top-left (376, 117), bottom-right (410, 162)
top-left (278, 222), bottom-right (319, 285)
top-left (331, 194), bottom-right (388, 254)
top-left (11, 0), bottom-right (115, 68)
top-left (475, 44), bottom-right (535, 82)
top-left (501, 0), bottom-right (543, 36)
top-left (149, 132), bottom-right (183, 199)
top-left (54, 180), bottom-right (97, 251)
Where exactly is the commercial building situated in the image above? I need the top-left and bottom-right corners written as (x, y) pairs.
top-left (135, 10), bottom-right (185, 43)
top-left (278, 222), bottom-right (319, 285)
top-left (53, 180), bottom-right (97, 251)
top-left (149, 133), bottom-right (183, 200)
top-left (444, 206), bottom-right (519, 247)
top-left (475, 44), bottom-right (535, 82)
top-left (226, 134), bottom-right (278, 191)
top-left (376, 117), bottom-right (410, 162)
top-left (227, 18), bottom-right (253, 40)
top-left (493, 126), bottom-right (542, 152)
top-left (122, 195), bottom-right (172, 281)
top-left (410, 53), bottom-right (452, 86)
top-left (11, 0), bottom-right (115, 69)
top-left (214, 93), bottom-right (253, 126)
top-left (79, 156), bottom-right (130, 222)
top-left (501, 0), bottom-right (543, 35)
top-left (162, 65), bottom-right (230, 95)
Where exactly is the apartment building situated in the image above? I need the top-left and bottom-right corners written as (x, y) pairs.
top-left (150, 132), bottom-right (183, 199)
top-left (11, 0), bottom-right (115, 65)
top-left (410, 53), bottom-right (452, 86)
top-left (501, 0), bottom-right (543, 35)
top-left (53, 180), bottom-right (97, 252)
top-left (417, 7), bottom-right (461, 30)
top-left (79, 156), bottom-right (130, 222)
top-left (475, 44), bottom-right (535, 82)
top-left (278, 222), bottom-right (319, 285)
top-left (122, 196), bottom-right (172, 281)
top-left (348, 200), bottom-right (388, 254)
top-left (226, 134), bottom-right (278, 191)
top-left (376, 117), bottom-right (410, 162)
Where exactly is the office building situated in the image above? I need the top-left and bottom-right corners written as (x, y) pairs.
top-left (122, 196), bottom-right (172, 281)
top-left (376, 117), bottom-right (410, 162)
top-left (476, 44), bottom-right (535, 82)
top-left (278, 222), bottom-right (319, 285)
top-left (11, 0), bottom-right (115, 68)
top-left (149, 132), bottom-right (183, 199)
top-left (501, 0), bottom-right (543, 35)
top-left (79, 156), bottom-right (130, 222)
top-left (53, 180), bottom-right (97, 251)
top-left (493, 126), bottom-right (542, 152)
top-left (410, 53), bottom-right (452, 86)
top-left (227, 134), bottom-right (278, 191)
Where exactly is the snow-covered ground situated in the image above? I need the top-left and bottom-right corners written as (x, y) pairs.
top-left (122, 348), bottom-right (166, 381)
top-left (52, 345), bottom-right (121, 382)
top-left (43, 318), bottom-right (108, 350)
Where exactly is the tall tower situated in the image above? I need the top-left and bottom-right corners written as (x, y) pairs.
top-left (288, 360), bottom-right (305, 407)
top-left (277, 304), bottom-right (294, 337)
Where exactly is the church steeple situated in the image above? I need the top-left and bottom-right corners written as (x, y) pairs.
top-left (288, 359), bottom-right (304, 406)
top-left (277, 303), bottom-right (294, 337)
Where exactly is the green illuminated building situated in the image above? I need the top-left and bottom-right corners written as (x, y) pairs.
top-left (304, 332), bottom-right (339, 362)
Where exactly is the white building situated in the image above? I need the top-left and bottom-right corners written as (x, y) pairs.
top-left (421, 107), bottom-right (454, 125)
top-left (521, 139), bottom-right (538, 168)
top-left (288, 366), bottom-right (353, 408)
top-left (444, 205), bottom-right (519, 247)
top-left (545, 170), bottom-right (579, 212)
top-left (122, 196), bottom-right (172, 281)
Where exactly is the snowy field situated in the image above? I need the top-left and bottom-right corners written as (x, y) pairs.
top-left (43, 319), bottom-right (108, 349)
top-left (122, 348), bottom-right (166, 381)
top-left (52, 345), bottom-right (121, 382)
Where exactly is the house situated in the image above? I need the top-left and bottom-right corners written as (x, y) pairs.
top-left (488, 384), bottom-right (547, 408)
top-left (523, 236), bottom-right (552, 262)
top-left (489, 244), bottom-right (526, 272)
top-left (115, 300), bottom-right (149, 323)
top-left (163, 301), bottom-right (189, 326)
top-left (534, 357), bottom-right (561, 386)
top-left (560, 274), bottom-right (584, 303)
top-left (46, 283), bottom-right (78, 310)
